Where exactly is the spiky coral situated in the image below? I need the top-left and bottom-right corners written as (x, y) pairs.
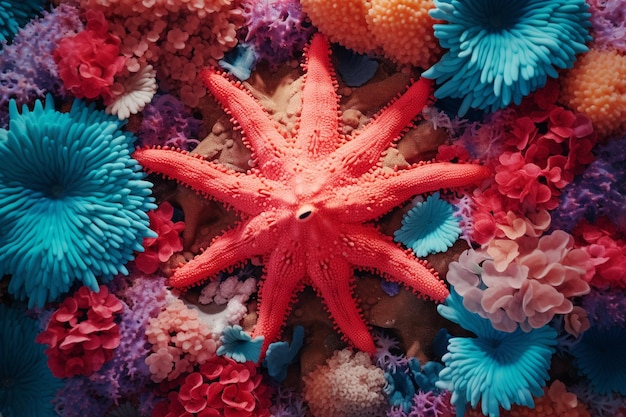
top-left (0, 96), bottom-right (155, 308)
top-left (424, 0), bottom-right (591, 115)
top-left (560, 48), bottom-right (626, 139)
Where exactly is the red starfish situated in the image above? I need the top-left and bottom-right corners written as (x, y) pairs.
top-left (134, 34), bottom-right (490, 355)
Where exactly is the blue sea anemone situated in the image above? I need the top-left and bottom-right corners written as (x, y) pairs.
top-left (0, 96), bottom-right (156, 308)
top-left (0, 0), bottom-right (46, 43)
top-left (384, 368), bottom-right (416, 413)
top-left (217, 325), bottom-right (264, 363)
top-left (571, 323), bottom-right (626, 396)
top-left (394, 192), bottom-right (461, 257)
top-left (436, 288), bottom-right (557, 417)
top-left (423, 0), bottom-right (592, 115)
top-left (0, 304), bottom-right (62, 417)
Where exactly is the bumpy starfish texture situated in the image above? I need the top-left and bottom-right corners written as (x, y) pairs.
top-left (134, 34), bottom-right (490, 355)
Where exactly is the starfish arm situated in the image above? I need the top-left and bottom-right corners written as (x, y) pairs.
top-left (330, 76), bottom-right (433, 178)
top-left (339, 223), bottom-right (449, 302)
top-left (327, 162), bottom-right (491, 222)
top-left (307, 253), bottom-right (376, 353)
top-left (200, 69), bottom-right (291, 175)
top-left (296, 34), bottom-right (342, 159)
top-left (252, 237), bottom-right (307, 357)
top-left (168, 213), bottom-right (283, 288)
top-left (134, 147), bottom-right (288, 216)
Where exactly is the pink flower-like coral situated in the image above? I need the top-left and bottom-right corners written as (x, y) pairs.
top-left (157, 355), bottom-right (273, 417)
top-left (36, 285), bottom-right (123, 378)
top-left (447, 231), bottom-right (593, 332)
top-left (145, 298), bottom-right (217, 382)
top-left (54, 9), bottom-right (126, 103)
top-left (135, 201), bottom-right (185, 275)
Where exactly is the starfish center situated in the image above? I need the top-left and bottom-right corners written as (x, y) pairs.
top-left (296, 204), bottom-right (315, 222)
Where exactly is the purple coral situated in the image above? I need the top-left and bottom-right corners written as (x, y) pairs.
top-left (241, 0), bottom-right (315, 69)
top-left (136, 94), bottom-right (200, 150)
top-left (581, 288), bottom-right (626, 329)
top-left (587, 0), bottom-right (626, 53)
top-left (0, 3), bottom-right (83, 127)
top-left (551, 135), bottom-right (626, 232)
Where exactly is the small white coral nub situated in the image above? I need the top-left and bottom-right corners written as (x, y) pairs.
top-left (107, 64), bottom-right (157, 119)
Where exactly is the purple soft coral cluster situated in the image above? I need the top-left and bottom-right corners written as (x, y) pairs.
top-left (551, 135), bottom-right (626, 232)
top-left (0, 3), bottom-right (83, 127)
top-left (136, 94), bottom-right (200, 150)
top-left (241, 0), bottom-right (315, 69)
top-left (587, 0), bottom-right (626, 53)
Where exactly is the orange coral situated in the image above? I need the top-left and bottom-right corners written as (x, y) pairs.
top-left (560, 48), bottom-right (626, 138)
top-left (366, 0), bottom-right (442, 68)
top-left (464, 380), bottom-right (591, 417)
top-left (301, 0), bottom-right (441, 67)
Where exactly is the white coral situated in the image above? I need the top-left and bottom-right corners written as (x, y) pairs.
top-left (106, 64), bottom-right (157, 120)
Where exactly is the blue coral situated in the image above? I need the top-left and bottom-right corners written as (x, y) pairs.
top-left (0, 96), bottom-right (156, 308)
top-left (384, 368), bottom-right (416, 413)
top-left (217, 324), bottom-right (264, 363)
top-left (263, 326), bottom-right (305, 382)
top-left (394, 192), bottom-right (461, 257)
top-left (571, 323), bottom-right (626, 395)
top-left (423, 0), bottom-right (591, 115)
top-left (0, 0), bottom-right (46, 43)
top-left (0, 304), bottom-right (62, 417)
top-left (436, 288), bottom-right (557, 417)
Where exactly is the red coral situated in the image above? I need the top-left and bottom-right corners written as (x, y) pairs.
top-left (36, 285), bottom-right (123, 378)
top-left (54, 9), bottom-right (126, 103)
top-left (157, 356), bottom-right (273, 417)
top-left (136, 201), bottom-right (185, 274)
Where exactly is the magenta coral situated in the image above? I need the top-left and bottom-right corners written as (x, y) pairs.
top-left (157, 355), bottom-right (273, 417)
top-left (447, 231), bottom-right (593, 332)
top-left (54, 9), bottom-right (126, 103)
top-left (135, 201), bottom-right (185, 275)
top-left (145, 298), bottom-right (217, 382)
top-left (36, 285), bottom-right (123, 378)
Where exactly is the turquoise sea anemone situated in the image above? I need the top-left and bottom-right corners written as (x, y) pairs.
top-left (0, 304), bottom-right (62, 417)
top-left (394, 192), bottom-right (461, 257)
top-left (0, 96), bottom-right (156, 308)
top-left (0, 0), bottom-right (46, 43)
top-left (423, 0), bottom-right (591, 115)
top-left (436, 288), bottom-right (557, 417)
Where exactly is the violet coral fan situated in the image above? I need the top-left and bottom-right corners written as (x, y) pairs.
top-left (0, 96), bottom-right (155, 308)
top-left (0, 0), bottom-right (46, 43)
top-left (155, 355), bottom-right (273, 417)
top-left (560, 48), bottom-right (626, 139)
top-left (437, 289), bottom-right (557, 417)
top-left (302, 349), bottom-right (388, 417)
top-left (446, 231), bottom-right (592, 332)
top-left (423, 0), bottom-right (591, 115)
top-left (144, 298), bottom-right (217, 382)
top-left (0, 304), bottom-right (62, 417)
top-left (36, 285), bottom-right (124, 378)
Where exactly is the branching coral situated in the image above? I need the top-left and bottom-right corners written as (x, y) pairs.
top-left (394, 192), bottom-right (462, 257)
top-left (0, 0), bottom-right (46, 43)
top-left (0, 304), bottom-right (62, 417)
top-left (135, 201), bottom-right (185, 275)
top-left (303, 349), bottom-right (388, 417)
top-left (54, 9), bottom-right (127, 103)
top-left (157, 355), bottom-right (273, 417)
top-left (424, 0), bottom-right (591, 115)
top-left (446, 231), bottom-right (592, 332)
top-left (0, 96), bottom-right (155, 308)
top-left (241, 0), bottom-right (314, 69)
top-left (144, 298), bottom-right (217, 382)
top-left (560, 48), bottom-right (626, 139)
top-left (437, 289), bottom-right (557, 417)
top-left (136, 94), bottom-right (200, 150)
top-left (37, 285), bottom-right (124, 378)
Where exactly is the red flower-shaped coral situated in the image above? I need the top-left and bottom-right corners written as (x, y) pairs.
top-left (157, 356), bottom-right (272, 417)
top-left (54, 9), bottom-right (126, 103)
top-left (36, 285), bottom-right (123, 378)
top-left (136, 201), bottom-right (185, 274)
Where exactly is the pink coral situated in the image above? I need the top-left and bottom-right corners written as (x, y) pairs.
top-left (157, 356), bottom-right (273, 417)
top-left (135, 201), bottom-right (185, 275)
top-left (54, 9), bottom-right (126, 103)
top-left (447, 231), bottom-right (593, 332)
top-left (302, 349), bottom-right (387, 417)
top-left (145, 298), bottom-right (217, 382)
top-left (36, 285), bottom-right (123, 378)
